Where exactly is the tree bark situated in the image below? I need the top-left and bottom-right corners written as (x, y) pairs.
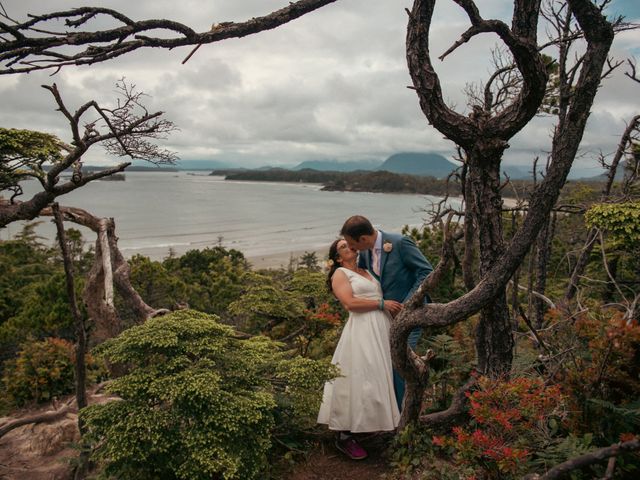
top-left (51, 204), bottom-right (87, 416)
top-left (0, 405), bottom-right (75, 439)
top-left (392, 0), bottom-right (615, 427)
top-left (467, 147), bottom-right (513, 376)
top-left (39, 205), bottom-right (167, 344)
top-left (460, 163), bottom-right (477, 292)
top-left (533, 214), bottom-right (554, 328)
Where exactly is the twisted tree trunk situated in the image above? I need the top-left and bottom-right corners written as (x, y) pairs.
top-left (533, 214), bottom-right (554, 328)
top-left (39, 205), bottom-right (168, 344)
top-left (392, 0), bottom-right (614, 428)
top-left (467, 147), bottom-right (513, 376)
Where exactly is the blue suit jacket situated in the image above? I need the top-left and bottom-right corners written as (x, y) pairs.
top-left (358, 231), bottom-right (433, 303)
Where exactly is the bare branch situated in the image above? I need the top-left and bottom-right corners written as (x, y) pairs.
top-left (524, 438), bottom-right (640, 480)
top-left (0, 404), bottom-right (75, 439)
top-left (54, 164), bottom-right (131, 195)
top-left (626, 58), bottom-right (640, 83)
top-left (407, 0), bottom-right (548, 149)
top-left (512, 281), bottom-right (556, 309)
top-left (0, 80), bottom-right (175, 227)
top-left (603, 114), bottom-right (640, 195)
top-left (601, 57), bottom-right (623, 80)
top-left (420, 376), bottom-right (477, 428)
top-left (518, 305), bottom-right (553, 354)
top-left (39, 205), bottom-right (170, 332)
top-left (0, 1), bottom-right (338, 74)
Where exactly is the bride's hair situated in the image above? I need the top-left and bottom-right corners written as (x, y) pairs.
top-left (326, 238), bottom-right (342, 293)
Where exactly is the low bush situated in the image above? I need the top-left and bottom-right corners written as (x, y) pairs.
top-left (2, 337), bottom-right (102, 406)
top-left (81, 310), bottom-right (336, 480)
top-left (431, 376), bottom-right (566, 479)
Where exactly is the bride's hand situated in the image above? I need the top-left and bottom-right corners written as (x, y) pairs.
top-left (383, 300), bottom-right (403, 317)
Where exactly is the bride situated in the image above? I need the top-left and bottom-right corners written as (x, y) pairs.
top-left (317, 238), bottom-right (402, 460)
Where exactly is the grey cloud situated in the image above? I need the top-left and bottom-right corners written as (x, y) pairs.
top-left (2, 0), bottom-right (638, 169)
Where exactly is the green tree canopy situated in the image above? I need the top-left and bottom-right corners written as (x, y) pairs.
top-left (0, 128), bottom-right (65, 200)
top-left (585, 202), bottom-right (640, 246)
top-left (162, 247), bottom-right (249, 317)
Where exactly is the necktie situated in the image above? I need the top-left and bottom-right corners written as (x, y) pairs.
top-left (372, 248), bottom-right (380, 276)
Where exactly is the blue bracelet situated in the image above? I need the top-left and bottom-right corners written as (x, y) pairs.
top-left (379, 299), bottom-right (384, 311)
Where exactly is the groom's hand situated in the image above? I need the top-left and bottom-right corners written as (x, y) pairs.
top-left (384, 300), bottom-right (403, 317)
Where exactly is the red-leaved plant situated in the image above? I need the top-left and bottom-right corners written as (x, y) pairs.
top-left (432, 376), bottom-right (565, 479)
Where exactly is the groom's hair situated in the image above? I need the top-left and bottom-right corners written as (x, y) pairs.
top-left (340, 215), bottom-right (374, 240)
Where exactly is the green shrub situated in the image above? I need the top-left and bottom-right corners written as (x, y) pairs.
top-left (81, 310), bottom-right (335, 480)
top-left (162, 247), bottom-right (249, 317)
top-left (0, 272), bottom-right (81, 343)
top-left (2, 337), bottom-right (101, 406)
top-left (585, 201), bottom-right (640, 246)
top-left (128, 254), bottom-right (189, 310)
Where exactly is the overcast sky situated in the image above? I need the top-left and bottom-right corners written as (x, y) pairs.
top-left (0, 0), bottom-right (638, 173)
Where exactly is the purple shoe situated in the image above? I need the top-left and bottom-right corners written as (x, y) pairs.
top-left (335, 436), bottom-right (368, 460)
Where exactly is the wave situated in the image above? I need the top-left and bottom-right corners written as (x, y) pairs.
top-left (120, 241), bottom-right (193, 251)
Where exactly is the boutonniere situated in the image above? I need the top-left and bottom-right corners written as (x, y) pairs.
top-left (383, 241), bottom-right (393, 253)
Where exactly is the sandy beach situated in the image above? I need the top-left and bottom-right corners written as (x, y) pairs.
top-left (245, 196), bottom-right (523, 270)
top-left (247, 248), bottom-right (327, 270)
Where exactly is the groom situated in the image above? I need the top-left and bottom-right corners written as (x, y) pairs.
top-left (341, 215), bottom-right (433, 410)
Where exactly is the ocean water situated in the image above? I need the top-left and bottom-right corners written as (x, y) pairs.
top-left (5, 172), bottom-right (459, 261)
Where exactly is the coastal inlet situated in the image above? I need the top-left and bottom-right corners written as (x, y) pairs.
top-left (6, 171), bottom-right (461, 267)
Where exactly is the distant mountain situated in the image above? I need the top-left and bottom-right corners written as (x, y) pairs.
top-left (256, 165), bottom-right (280, 171)
top-left (54, 165), bottom-right (178, 173)
top-left (502, 164), bottom-right (532, 179)
top-left (377, 152), bottom-right (456, 178)
top-left (292, 159), bottom-right (383, 172)
top-left (580, 160), bottom-right (629, 182)
top-left (175, 159), bottom-right (232, 170)
top-left (500, 161), bottom-right (629, 181)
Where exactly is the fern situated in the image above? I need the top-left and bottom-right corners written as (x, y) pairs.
top-left (530, 434), bottom-right (594, 476)
top-left (587, 398), bottom-right (640, 426)
top-left (423, 334), bottom-right (473, 411)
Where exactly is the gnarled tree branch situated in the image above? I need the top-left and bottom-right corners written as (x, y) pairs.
top-left (0, 0), bottom-right (338, 74)
top-left (393, 0), bottom-right (615, 427)
top-left (524, 438), bottom-right (640, 480)
top-left (0, 80), bottom-right (175, 228)
top-left (39, 205), bottom-right (169, 343)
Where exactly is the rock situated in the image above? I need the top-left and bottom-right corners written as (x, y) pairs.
top-left (0, 390), bottom-right (119, 479)
top-left (28, 418), bottom-right (80, 456)
top-left (0, 414), bottom-right (79, 480)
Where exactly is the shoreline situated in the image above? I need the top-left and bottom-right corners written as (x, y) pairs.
top-left (245, 196), bottom-right (523, 269)
top-left (247, 248), bottom-right (327, 270)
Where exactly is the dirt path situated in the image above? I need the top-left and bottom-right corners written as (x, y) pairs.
top-left (287, 433), bottom-right (394, 480)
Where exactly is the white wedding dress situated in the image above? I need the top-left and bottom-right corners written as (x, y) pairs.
top-left (317, 267), bottom-right (400, 432)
